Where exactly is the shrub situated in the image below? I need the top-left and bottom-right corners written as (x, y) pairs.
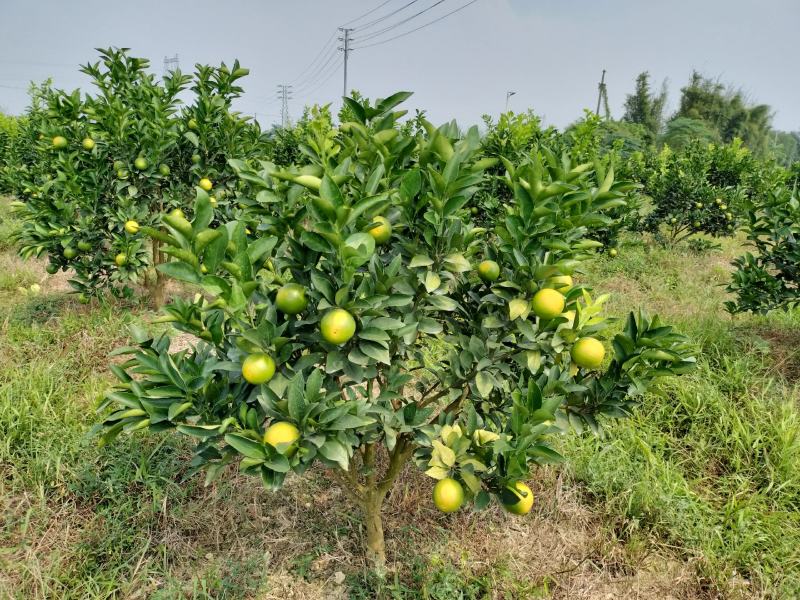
top-left (97, 92), bottom-right (695, 567)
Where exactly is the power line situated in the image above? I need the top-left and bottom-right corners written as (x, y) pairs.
top-left (353, 0), bottom-right (448, 44)
top-left (341, 0), bottom-right (396, 26)
top-left (290, 30), bottom-right (338, 84)
top-left (294, 56), bottom-right (344, 99)
top-left (293, 49), bottom-right (342, 94)
top-left (352, 0), bottom-right (482, 49)
top-left (351, 0), bottom-right (423, 32)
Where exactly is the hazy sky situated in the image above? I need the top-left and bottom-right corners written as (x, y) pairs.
top-left (1, 0), bottom-right (797, 131)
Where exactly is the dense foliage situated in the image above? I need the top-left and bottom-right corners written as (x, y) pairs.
top-left (2, 49), bottom-right (264, 304)
top-left (96, 92), bottom-right (695, 564)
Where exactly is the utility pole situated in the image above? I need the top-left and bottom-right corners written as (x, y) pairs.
top-left (338, 27), bottom-right (353, 98)
top-left (595, 69), bottom-right (607, 117)
top-left (505, 91), bottom-right (516, 112)
top-left (163, 54), bottom-right (179, 77)
top-left (277, 84), bottom-right (293, 128)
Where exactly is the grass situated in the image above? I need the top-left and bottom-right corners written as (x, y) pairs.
top-left (0, 213), bottom-right (798, 597)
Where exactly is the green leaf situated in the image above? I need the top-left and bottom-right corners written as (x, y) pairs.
top-left (287, 373), bottom-right (306, 422)
top-left (225, 433), bottom-right (267, 459)
top-left (318, 439), bottom-right (349, 470)
top-left (157, 261), bottom-right (200, 284)
top-left (475, 372), bottom-right (494, 398)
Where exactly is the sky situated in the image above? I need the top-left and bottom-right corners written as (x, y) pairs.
top-left (0, 0), bottom-right (797, 131)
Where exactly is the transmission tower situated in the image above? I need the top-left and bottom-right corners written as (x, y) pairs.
top-left (338, 28), bottom-right (353, 97)
top-left (595, 69), bottom-right (610, 119)
top-left (163, 54), bottom-right (180, 76)
top-left (277, 84), bottom-right (293, 127)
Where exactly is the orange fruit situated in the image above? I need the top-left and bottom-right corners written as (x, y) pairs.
top-left (571, 337), bottom-right (605, 369)
top-left (433, 478), bottom-right (464, 513)
top-left (276, 283), bottom-right (308, 315)
top-left (502, 481), bottom-right (534, 515)
top-left (531, 289), bottom-right (565, 319)
top-left (320, 308), bottom-right (356, 345)
top-left (477, 260), bottom-right (500, 282)
top-left (242, 353), bottom-right (276, 385)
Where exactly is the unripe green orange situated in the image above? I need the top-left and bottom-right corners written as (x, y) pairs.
top-left (571, 337), bottom-right (605, 369)
top-left (114, 253), bottom-right (128, 267)
top-left (52, 135), bottom-right (67, 149)
top-left (477, 260), bottom-right (500, 282)
top-left (77, 241), bottom-right (92, 252)
top-left (159, 164), bottom-right (171, 176)
top-left (134, 156), bottom-right (148, 170)
top-left (320, 308), bottom-right (356, 345)
top-left (63, 247), bottom-right (78, 259)
top-left (547, 274), bottom-right (572, 293)
top-left (276, 283), bottom-right (308, 315)
top-left (433, 478), bottom-right (464, 513)
top-left (199, 177), bottom-right (213, 191)
top-left (531, 288), bottom-right (565, 319)
top-left (82, 137), bottom-right (95, 150)
top-left (367, 216), bottom-right (392, 244)
top-left (502, 481), bottom-right (534, 515)
top-left (609, 248), bottom-right (618, 257)
top-left (170, 208), bottom-right (185, 219)
top-left (242, 353), bottom-right (276, 385)
top-left (263, 421), bottom-right (300, 451)
top-left (188, 118), bottom-right (198, 130)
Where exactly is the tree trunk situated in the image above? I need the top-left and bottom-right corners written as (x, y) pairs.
top-left (362, 491), bottom-right (386, 569)
top-left (150, 238), bottom-right (166, 309)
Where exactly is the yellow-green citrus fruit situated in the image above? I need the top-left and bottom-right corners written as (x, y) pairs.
top-left (719, 204), bottom-right (727, 210)
top-left (695, 202), bottom-right (703, 209)
top-left (670, 217), bottom-right (677, 224)
top-left (52, 135), bottom-right (67, 149)
top-left (209, 196), bottom-right (217, 207)
top-left (170, 208), bottom-right (185, 219)
top-left (78, 293), bottom-right (90, 304)
top-left (200, 264), bottom-right (208, 274)
top-left (502, 481), bottom-right (534, 515)
top-left (134, 156), bottom-right (148, 170)
top-left (46, 263), bottom-right (59, 275)
top-left (367, 216), bottom-right (392, 245)
top-left (433, 478), bottom-right (464, 513)
top-left (609, 248), bottom-right (618, 257)
top-left (191, 154), bottom-right (201, 164)
top-left (113, 160), bottom-right (125, 171)
top-left (114, 253), bottom-right (128, 267)
top-left (159, 164), bottom-right (170, 176)
top-left (77, 241), bottom-right (92, 252)
top-left (470, 206), bottom-right (478, 215)
top-left (715, 198), bottom-right (722, 205)
top-left (124, 220), bottom-right (140, 235)
top-left (725, 212), bottom-right (733, 220)
top-left (477, 260), bottom-right (500, 282)
top-left (320, 308), bottom-right (356, 345)
top-left (63, 247), bottom-right (78, 259)
top-left (276, 283), bottom-right (308, 315)
top-left (29, 283), bottom-right (41, 294)
top-left (242, 353), bottom-right (276, 385)
top-left (188, 118), bottom-right (198, 130)
top-left (263, 421), bottom-right (300, 450)
top-left (531, 288), bottom-right (565, 319)
top-left (199, 178), bottom-right (213, 192)
top-left (571, 337), bottom-right (605, 369)
top-left (548, 274), bottom-right (573, 293)
top-left (82, 137), bottom-right (95, 150)
top-left (693, 221), bottom-right (701, 228)
top-left (117, 169), bottom-right (128, 179)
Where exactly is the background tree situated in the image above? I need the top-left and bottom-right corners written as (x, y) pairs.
top-left (622, 71), bottom-right (667, 145)
top-left (672, 71), bottom-right (773, 155)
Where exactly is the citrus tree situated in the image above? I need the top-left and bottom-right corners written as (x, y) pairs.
top-left (96, 93), bottom-right (695, 567)
top-left (726, 185), bottom-right (800, 313)
top-left (638, 140), bottom-right (761, 245)
top-left (12, 48), bottom-right (259, 305)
